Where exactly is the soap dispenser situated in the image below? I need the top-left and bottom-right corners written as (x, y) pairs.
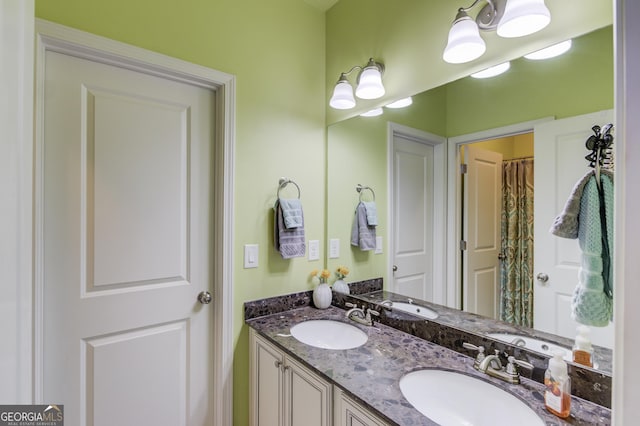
top-left (573, 325), bottom-right (594, 367)
top-left (544, 351), bottom-right (571, 418)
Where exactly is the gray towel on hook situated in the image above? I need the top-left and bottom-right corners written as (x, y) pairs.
top-left (351, 202), bottom-right (376, 251)
top-left (274, 199), bottom-right (306, 259)
top-left (550, 169), bottom-right (614, 238)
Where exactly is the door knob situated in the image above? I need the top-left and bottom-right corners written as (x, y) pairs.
top-left (536, 273), bottom-right (549, 283)
top-left (498, 252), bottom-right (507, 261)
top-left (393, 265), bottom-right (398, 272)
top-left (197, 291), bottom-right (212, 304)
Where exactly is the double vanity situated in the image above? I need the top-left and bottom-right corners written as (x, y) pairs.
top-left (245, 279), bottom-right (611, 425)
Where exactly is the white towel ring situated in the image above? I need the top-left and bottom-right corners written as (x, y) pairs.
top-left (356, 184), bottom-right (375, 201)
top-left (277, 177), bottom-right (301, 199)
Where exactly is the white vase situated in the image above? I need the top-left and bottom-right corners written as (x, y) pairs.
top-left (313, 283), bottom-right (332, 309)
top-left (332, 279), bottom-right (350, 295)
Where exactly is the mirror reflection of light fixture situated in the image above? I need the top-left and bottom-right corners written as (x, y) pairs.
top-left (386, 97), bottom-right (414, 109)
top-left (360, 108), bottom-right (384, 117)
top-left (329, 58), bottom-right (385, 109)
top-left (470, 61), bottom-right (511, 78)
top-left (524, 39), bottom-right (572, 60)
top-left (443, 0), bottom-right (551, 64)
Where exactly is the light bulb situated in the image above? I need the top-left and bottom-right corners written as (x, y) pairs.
top-left (356, 62), bottom-right (385, 99)
top-left (443, 14), bottom-right (486, 64)
top-left (497, 0), bottom-right (551, 38)
top-left (329, 79), bottom-right (356, 110)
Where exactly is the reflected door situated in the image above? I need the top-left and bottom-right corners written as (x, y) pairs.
top-left (462, 146), bottom-right (503, 319)
top-left (40, 50), bottom-right (216, 424)
top-left (391, 134), bottom-right (435, 301)
top-left (533, 109), bottom-right (614, 348)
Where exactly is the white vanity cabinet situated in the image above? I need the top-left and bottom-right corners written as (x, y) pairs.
top-left (333, 388), bottom-right (389, 426)
top-left (250, 329), bottom-right (333, 426)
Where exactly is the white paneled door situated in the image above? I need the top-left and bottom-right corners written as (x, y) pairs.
top-left (533, 110), bottom-right (614, 348)
top-left (463, 145), bottom-right (503, 319)
top-left (391, 134), bottom-right (435, 301)
top-left (40, 49), bottom-right (215, 425)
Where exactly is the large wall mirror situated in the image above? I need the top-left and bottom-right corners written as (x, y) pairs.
top-left (326, 26), bottom-right (614, 376)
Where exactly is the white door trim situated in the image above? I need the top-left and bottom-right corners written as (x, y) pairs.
top-left (387, 122), bottom-right (447, 305)
top-left (34, 20), bottom-right (235, 426)
top-left (445, 117), bottom-right (553, 310)
top-left (0, 0), bottom-right (34, 404)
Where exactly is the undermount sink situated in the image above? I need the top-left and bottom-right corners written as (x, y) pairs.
top-left (389, 302), bottom-right (438, 319)
top-left (487, 333), bottom-right (573, 362)
top-left (399, 370), bottom-right (544, 426)
top-left (289, 320), bottom-right (368, 350)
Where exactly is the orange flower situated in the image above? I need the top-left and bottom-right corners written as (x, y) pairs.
top-left (335, 266), bottom-right (350, 279)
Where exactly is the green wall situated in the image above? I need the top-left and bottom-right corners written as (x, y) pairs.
top-left (326, 85), bottom-right (447, 277)
top-left (35, 1), bottom-right (326, 425)
top-left (446, 27), bottom-right (614, 136)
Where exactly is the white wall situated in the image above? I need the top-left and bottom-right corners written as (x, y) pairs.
top-left (0, 0), bottom-right (34, 403)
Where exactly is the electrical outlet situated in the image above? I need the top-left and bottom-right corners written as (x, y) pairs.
top-left (308, 240), bottom-right (320, 261)
top-left (329, 238), bottom-right (340, 259)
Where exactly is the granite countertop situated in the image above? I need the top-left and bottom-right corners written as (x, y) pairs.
top-left (359, 290), bottom-right (613, 375)
top-left (246, 305), bottom-right (611, 426)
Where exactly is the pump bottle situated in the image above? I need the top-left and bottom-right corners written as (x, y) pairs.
top-left (573, 325), bottom-right (594, 367)
top-left (544, 351), bottom-right (571, 418)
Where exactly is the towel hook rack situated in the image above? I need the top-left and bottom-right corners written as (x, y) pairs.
top-left (277, 177), bottom-right (301, 199)
top-left (356, 184), bottom-right (375, 201)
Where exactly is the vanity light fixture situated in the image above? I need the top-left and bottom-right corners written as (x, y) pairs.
top-left (524, 39), bottom-right (572, 60)
top-left (443, 0), bottom-right (551, 64)
top-left (385, 97), bottom-right (413, 109)
top-left (329, 58), bottom-right (385, 110)
top-left (470, 61), bottom-right (511, 78)
top-left (360, 108), bottom-right (384, 117)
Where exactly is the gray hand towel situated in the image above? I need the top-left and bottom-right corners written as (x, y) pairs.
top-left (274, 200), bottom-right (306, 259)
top-left (351, 202), bottom-right (376, 251)
top-left (550, 169), bottom-right (614, 238)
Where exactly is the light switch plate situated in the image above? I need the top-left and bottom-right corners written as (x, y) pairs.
top-left (308, 240), bottom-right (320, 261)
top-left (329, 238), bottom-right (340, 259)
top-left (375, 236), bottom-right (383, 254)
top-left (244, 244), bottom-right (259, 268)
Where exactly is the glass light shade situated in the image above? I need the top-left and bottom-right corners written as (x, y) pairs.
top-left (443, 17), bottom-right (486, 64)
top-left (524, 39), bottom-right (572, 60)
top-left (497, 0), bottom-right (551, 38)
top-left (386, 97), bottom-right (413, 109)
top-left (470, 62), bottom-right (511, 78)
top-left (360, 108), bottom-right (383, 117)
top-left (355, 67), bottom-right (385, 99)
top-left (329, 80), bottom-right (356, 109)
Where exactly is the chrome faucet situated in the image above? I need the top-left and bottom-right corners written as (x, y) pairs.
top-left (510, 337), bottom-right (527, 347)
top-left (478, 350), bottom-right (504, 372)
top-left (463, 343), bottom-right (534, 384)
top-left (380, 299), bottom-right (393, 307)
top-left (345, 303), bottom-right (379, 326)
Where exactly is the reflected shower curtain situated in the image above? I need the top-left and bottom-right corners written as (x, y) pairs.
top-left (500, 158), bottom-right (534, 327)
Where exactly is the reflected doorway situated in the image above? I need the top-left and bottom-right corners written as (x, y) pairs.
top-left (460, 133), bottom-right (534, 325)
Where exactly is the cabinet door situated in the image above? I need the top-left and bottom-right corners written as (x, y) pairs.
top-left (334, 388), bottom-right (389, 426)
top-left (250, 331), bottom-right (285, 426)
top-left (285, 356), bottom-right (333, 426)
